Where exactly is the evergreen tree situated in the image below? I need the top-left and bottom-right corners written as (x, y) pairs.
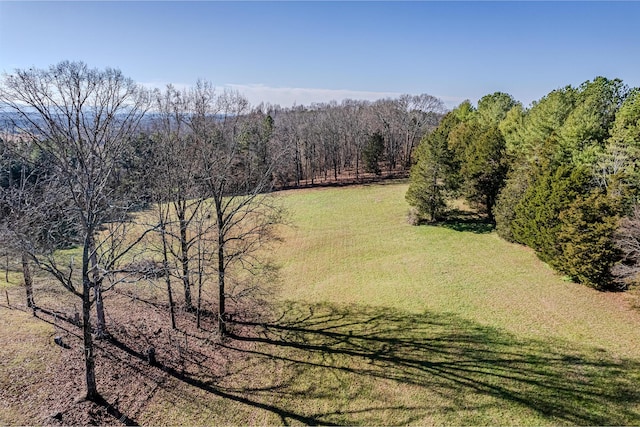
top-left (499, 104), bottom-right (526, 158)
top-left (517, 87), bottom-right (577, 166)
top-left (476, 92), bottom-right (519, 128)
top-left (556, 77), bottom-right (627, 167)
top-left (557, 191), bottom-right (621, 289)
top-left (511, 166), bottom-right (592, 265)
top-left (494, 162), bottom-right (534, 242)
top-left (406, 112), bottom-right (460, 222)
top-left (596, 88), bottom-right (640, 202)
top-left (363, 131), bottom-right (385, 175)
top-left (460, 125), bottom-right (509, 222)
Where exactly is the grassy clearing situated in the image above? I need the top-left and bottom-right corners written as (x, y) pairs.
top-left (228, 302), bottom-right (640, 425)
top-left (141, 181), bottom-right (640, 425)
top-left (275, 182), bottom-right (640, 357)
top-left (2, 180), bottom-right (640, 425)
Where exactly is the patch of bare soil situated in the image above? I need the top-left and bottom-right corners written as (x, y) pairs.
top-left (1, 286), bottom-right (266, 426)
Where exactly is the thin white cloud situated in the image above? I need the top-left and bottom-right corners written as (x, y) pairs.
top-left (227, 84), bottom-right (465, 109)
top-left (139, 81), bottom-right (463, 109)
top-left (225, 84), bottom-right (403, 107)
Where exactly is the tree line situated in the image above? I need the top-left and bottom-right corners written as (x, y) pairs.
top-left (0, 61), bottom-right (446, 400)
top-left (263, 94), bottom-right (446, 186)
top-left (407, 77), bottom-right (640, 291)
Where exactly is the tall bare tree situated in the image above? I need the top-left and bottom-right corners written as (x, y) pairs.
top-left (398, 94), bottom-right (447, 168)
top-left (148, 85), bottom-right (208, 313)
top-left (145, 83), bottom-right (285, 335)
top-left (0, 61), bottom-right (150, 400)
top-left (190, 85), bottom-right (286, 336)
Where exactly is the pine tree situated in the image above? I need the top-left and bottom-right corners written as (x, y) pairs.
top-left (460, 125), bottom-right (509, 222)
top-left (363, 131), bottom-right (385, 175)
top-left (557, 191), bottom-right (621, 289)
top-left (511, 166), bottom-right (591, 265)
top-left (406, 113), bottom-right (459, 222)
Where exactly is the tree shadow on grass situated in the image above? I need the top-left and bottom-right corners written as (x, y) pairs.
top-left (107, 335), bottom-right (332, 426)
top-left (435, 209), bottom-right (494, 234)
top-left (93, 395), bottom-right (140, 426)
top-left (102, 300), bottom-right (640, 425)
top-left (222, 301), bottom-right (640, 425)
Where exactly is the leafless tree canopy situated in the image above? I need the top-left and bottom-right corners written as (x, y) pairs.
top-left (264, 94), bottom-right (446, 187)
top-left (143, 82), bottom-right (286, 335)
top-left (0, 61), bottom-right (151, 400)
top-left (0, 61), bottom-right (448, 400)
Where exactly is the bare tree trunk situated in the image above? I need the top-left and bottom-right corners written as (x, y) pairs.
top-left (89, 242), bottom-right (107, 339)
top-left (196, 229), bottom-right (204, 330)
top-left (173, 201), bottom-right (194, 312)
top-left (21, 252), bottom-right (34, 312)
top-left (217, 244), bottom-right (225, 336)
top-left (82, 287), bottom-right (98, 400)
top-left (93, 280), bottom-right (107, 339)
top-left (160, 220), bottom-right (177, 329)
top-left (179, 214), bottom-right (193, 311)
top-left (165, 262), bottom-right (177, 329)
top-left (295, 141), bottom-right (302, 187)
top-left (196, 255), bottom-right (203, 330)
top-left (215, 200), bottom-right (226, 337)
top-left (82, 241), bottom-right (98, 401)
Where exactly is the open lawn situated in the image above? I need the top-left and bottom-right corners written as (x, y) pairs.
top-left (1, 181), bottom-right (640, 425)
top-left (275, 182), bottom-right (640, 356)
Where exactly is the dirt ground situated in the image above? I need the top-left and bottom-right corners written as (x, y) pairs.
top-left (0, 280), bottom-right (266, 426)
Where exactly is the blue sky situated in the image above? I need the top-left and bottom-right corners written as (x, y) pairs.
top-left (1, 1), bottom-right (639, 109)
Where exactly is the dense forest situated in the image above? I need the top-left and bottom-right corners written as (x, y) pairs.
top-left (407, 77), bottom-right (640, 290)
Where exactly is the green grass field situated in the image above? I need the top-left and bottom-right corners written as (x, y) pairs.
top-left (275, 182), bottom-right (640, 355)
top-left (3, 181), bottom-right (640, 425)
top-left (141, 181), bottom-right (640, 425)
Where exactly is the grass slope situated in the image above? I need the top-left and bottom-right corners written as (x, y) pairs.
top-left (145, 181), bottom-right (640, 425)
top-left (2, 181), bottom-right (640, 425)
top-left (276, 182), bottom-right (640, 355)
